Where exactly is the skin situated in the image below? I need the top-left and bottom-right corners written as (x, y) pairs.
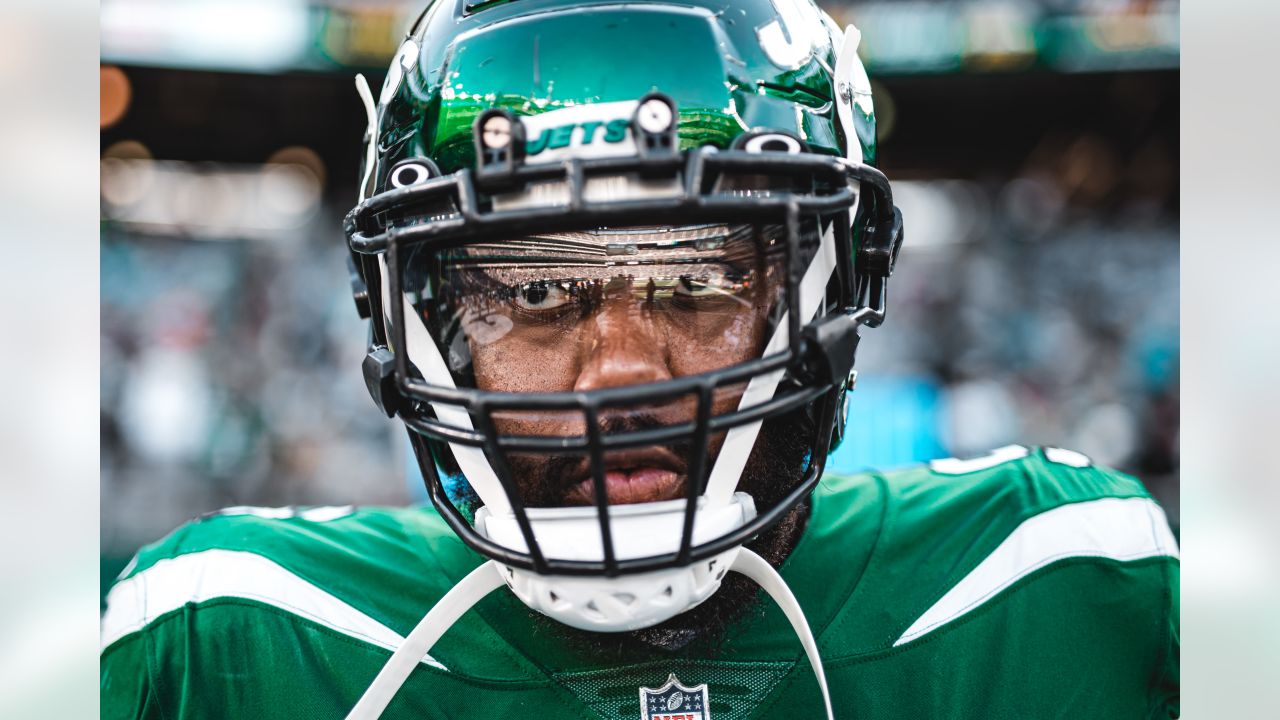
top-left (437, 224), bottom-right (816, 645)
top-left (453, 226), bottom-right (784, 508)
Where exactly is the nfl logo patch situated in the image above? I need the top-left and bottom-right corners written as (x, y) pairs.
top-left (639, 673), bottom-right (710, 720)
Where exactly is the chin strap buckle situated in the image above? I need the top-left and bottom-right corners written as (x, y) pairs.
top-left (802, 311), bottom-right (863, 389)
top-left (632, 93), bottom-right (679, 159)
top-left (474, 109), bottom-right (526, 182)
top-left (362, 347), bottom-right (401, 418)
top-left (859, 204), bottom-right (904, 279)
top-left (346, 254), bottom-right (371, 319)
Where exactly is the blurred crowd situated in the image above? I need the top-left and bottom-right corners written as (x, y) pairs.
top-left (101, 220), bottom-right (408, 557)
top-left (840, 153), bottom-right (1178, 523)
top-left (99, 0), bottom-right (1180, 580)
top-left (101, 143), bottom-right (1178, 570)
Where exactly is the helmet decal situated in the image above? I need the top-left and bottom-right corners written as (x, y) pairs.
top-left (756, 0), bottom-right (827, 69)
top-left (517, 100), bottom-right (641, 163)
top-left (386, 158), bottom-right (438, 189)
top-left (380, 39), bottom-right (419, 106)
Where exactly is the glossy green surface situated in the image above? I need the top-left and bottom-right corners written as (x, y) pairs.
top-left (372, 0), bottom-right (876, 180)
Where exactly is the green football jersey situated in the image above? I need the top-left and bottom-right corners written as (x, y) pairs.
top-left (101, 446), bottom-right (1179, 719)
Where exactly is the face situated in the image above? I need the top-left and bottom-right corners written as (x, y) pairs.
top-left (417, 223), bottom-right (793, 509)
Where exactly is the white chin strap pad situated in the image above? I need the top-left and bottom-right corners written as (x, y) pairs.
top-left (477, 494), bottom-right (757, 632)
top-left (499, 547), bottom-right (742, 633)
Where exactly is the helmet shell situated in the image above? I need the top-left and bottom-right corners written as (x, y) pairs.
top-left (341, 0), bottom-right (905, 590)
top-left (366, 0), bottom-right (877, 192)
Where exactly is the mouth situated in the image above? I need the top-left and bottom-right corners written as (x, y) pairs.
top-left (562, 447), bottom-right (688, 505)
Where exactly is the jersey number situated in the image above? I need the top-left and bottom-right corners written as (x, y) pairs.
top-left (930, 445), bottom-right (1093, 475)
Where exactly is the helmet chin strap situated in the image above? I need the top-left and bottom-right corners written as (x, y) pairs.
top-left (732, 548), bottom-right (834, 720)
top-left (702, 220), bottom-right (839, 506)
top-left (344, 561), bottom-right (506, 720)
top-left (353, 74), bottom-right (379, 203)
top-left (344, 550), bottom-right (832, 720)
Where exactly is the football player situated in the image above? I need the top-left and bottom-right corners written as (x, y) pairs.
top-left (101, 0), bottom-right (1179, 718)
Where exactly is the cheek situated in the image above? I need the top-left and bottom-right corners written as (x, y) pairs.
top-left (470, 326), bottom-right (581, 393)
top-left (470, 331), bottom-right (586, 439)
top-left (665, 303), bottom-right (770, 376)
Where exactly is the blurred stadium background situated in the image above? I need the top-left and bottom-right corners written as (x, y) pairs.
top-left (99, 0), bottom-right (1179, 599)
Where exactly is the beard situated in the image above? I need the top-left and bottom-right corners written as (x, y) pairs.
top-left (500, 406), bottom-right (818, 653)
top-left (428, 401), bottom-right (818, 651)
top-left (621, 407), bottom-right (816, 652)
top-left (497, 399), bottom-right (814, 509)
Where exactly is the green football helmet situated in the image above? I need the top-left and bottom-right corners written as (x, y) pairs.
top-left (341, 1), bottom-right (903, 715)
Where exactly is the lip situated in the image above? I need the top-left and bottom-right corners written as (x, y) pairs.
top-left (562, 447), bottom-right (688, 505)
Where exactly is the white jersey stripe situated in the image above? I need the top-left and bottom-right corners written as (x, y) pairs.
top-left (101, 549), bottom-right (447, 671)
top-left (893, 496), bottom-right (1179, 646)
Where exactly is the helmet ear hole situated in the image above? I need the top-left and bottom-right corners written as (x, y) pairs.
top-left (387, 158), bottom-right (440, 189)
top-left (733, 130), bottom-right (806, 155)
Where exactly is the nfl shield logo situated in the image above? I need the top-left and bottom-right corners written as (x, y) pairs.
top-left (639, 673), bottom-right (710, 720)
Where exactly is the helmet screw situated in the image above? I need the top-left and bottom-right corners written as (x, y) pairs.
top-left (637, 97), bottom-right (675, 134)
top-left (481, 114), bottom-right (513, 149)
top-left (838, 82), bottom-right (853, 103)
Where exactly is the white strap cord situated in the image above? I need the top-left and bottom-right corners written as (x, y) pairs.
top-left (344, 561), bottom-right (506, 720)
top-left (346, 552), bottom-right (831, 719)
top-left (702, 222), bottom-right (839, 506)
top-left (832, 25), bottom-right (866, 165)
top-left (354, 74), bottom-right (378, 203)
top-left (732, 548), bottom-right (834, 720)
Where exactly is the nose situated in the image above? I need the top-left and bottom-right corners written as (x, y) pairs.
top-left (573, 283), bottom-right (672, 392)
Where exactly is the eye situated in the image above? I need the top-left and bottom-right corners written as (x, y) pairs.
top-left (513, 281), bottom-right (572, 311)
top-left (675, 275), bottom-right (722, 298)
top-left (673, 274), bottom-right (752, 310)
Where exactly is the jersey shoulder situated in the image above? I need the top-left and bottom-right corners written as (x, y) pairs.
top-left (790, 448), bottom-right (1179, 718)
top-left (815, 443), bottom-right (1168, 573)
top-left (102, 504), bottom-right (479, 655)
top-left (878, 443), bottom-right (1153, 513)
top-left (100, 505), bottom-right (566, 720)
top-left (117, 504), bottom-right (466, 577)
top-left (810, 445), bottom-right (1177, 652)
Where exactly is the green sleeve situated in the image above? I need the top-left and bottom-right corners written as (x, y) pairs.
top-left (101, 634), bottom-right (162, 720)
